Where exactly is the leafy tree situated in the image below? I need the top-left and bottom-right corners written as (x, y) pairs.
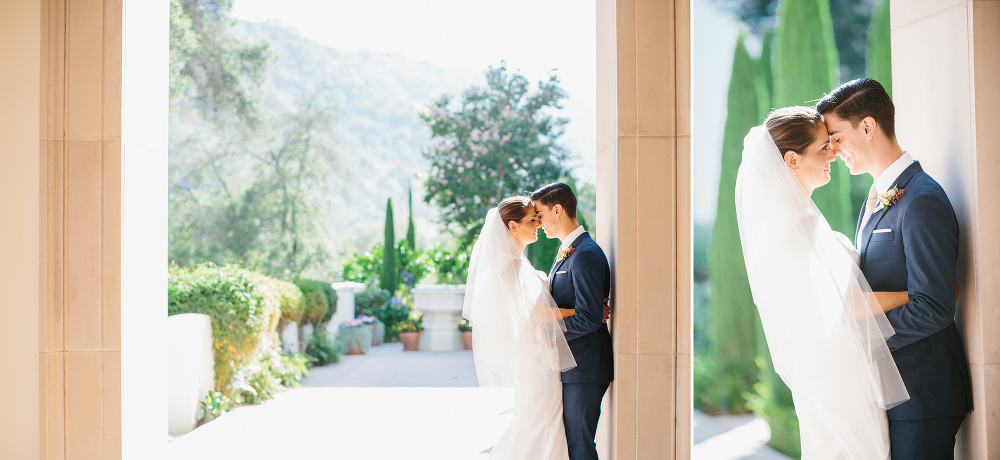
top-left (420, 62), bottom-right (570, 247)
top-left (169, 0), bottom-right (273, 127)
top-left (169, 98), bottom-right (338, 279)
top-left (707, 29), bottom-right (768, 414)
top-left (381, 198), bottom-right (399, 294)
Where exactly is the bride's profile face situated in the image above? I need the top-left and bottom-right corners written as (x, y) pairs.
top-left (786, 125), bottom-right (836, 193)
top-left (509, 206), bottom-right (541, 246)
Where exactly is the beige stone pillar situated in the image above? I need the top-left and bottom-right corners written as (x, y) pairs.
top-left (38, 0), bottom-right (168, 458)
top-left (1, 1), bottom-right (41, 458)
top-left (596, 0), bottom-right (691, 457)
top-left (891, 1), bottom-right (1000, 457)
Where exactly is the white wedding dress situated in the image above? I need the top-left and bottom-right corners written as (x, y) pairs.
top-left (463, 209), bottom-right (576, 460)
top-left (735, 126), bottom-right (909, 460)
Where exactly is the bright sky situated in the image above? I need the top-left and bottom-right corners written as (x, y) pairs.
top-left (232, 0), bottom-right (598, 182)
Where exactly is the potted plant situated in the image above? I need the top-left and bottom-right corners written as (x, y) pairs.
top-left (457, 318), bottom-right (473, 350)
top-left (338, 318), bottom-right (372, 355)
top-left (357, 315), bottom-right (380, 346)
top-left (397, 309), bottom-right (423, 351)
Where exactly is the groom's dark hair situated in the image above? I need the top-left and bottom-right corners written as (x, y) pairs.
top-left (816, 78), bottom-right (896, 139)
top-left (531, 183), bottom-right (577, 219)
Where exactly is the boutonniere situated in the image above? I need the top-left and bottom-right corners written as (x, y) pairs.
top-left (556, 246), bottom-right (576, 261)
top-left (874, 186), bottom-right (905, 213)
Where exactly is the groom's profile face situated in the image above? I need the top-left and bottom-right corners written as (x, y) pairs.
top-left (825, 114), bottom-right (868, 175)
top-left (533, 202), bottom-right (556, 237)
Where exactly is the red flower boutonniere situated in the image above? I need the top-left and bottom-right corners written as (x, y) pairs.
top-left (557, 246), bottom-right (576, 261)
top-left (874, 186), bottom-right (905, 213)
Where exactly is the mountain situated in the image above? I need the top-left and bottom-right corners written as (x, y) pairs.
top-left (224, 20), bottom-right (485, 254)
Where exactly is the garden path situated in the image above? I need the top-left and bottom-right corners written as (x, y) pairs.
top-left (166, 343), bottom-right (788, 459)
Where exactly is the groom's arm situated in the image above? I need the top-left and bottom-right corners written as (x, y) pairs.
top-left (561, 250), bottom-right (608, 341)
top-left (885, 193), bottom-right (960, 349)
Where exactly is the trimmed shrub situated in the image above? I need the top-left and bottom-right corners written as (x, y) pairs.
top-left (293, 279), bottom-right (331, 325)
top-left (305, 328), bottom-right (340, 366)
top-left (168, 263), bottom-right (284, 398)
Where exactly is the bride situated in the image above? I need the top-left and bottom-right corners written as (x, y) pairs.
top-left (736, 107), bottom-right (911, 459)
top-left (463, 196), bottom-right (578, 460)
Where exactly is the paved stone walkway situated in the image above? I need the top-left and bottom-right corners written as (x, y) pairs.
top-left (167, 342), bottom-right (789, 459)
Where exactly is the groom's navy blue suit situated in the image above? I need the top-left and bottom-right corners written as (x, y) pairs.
top-left (549, 231), bottom-right (612, 460)
top-left (858, 161), bottom-right (971, 459)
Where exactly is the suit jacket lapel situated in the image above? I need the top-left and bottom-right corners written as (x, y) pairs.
top-left (860, 162), bottom-right (923, 266)
top-left (550, 232), bottom-right (589, 278)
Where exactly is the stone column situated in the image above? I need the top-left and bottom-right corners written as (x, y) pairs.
top-left (329, 281), bottom-right (367, 334)
top-left (0, 1), bottom-right (41, 458)
top-left (596, 0), bottom-right (692, 457)
top-left (892, 1), bottom-right (1000, 457)
top-left (38, 0), bottom-right (168, 458)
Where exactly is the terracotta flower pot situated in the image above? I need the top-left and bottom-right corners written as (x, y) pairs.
top-left (346, 342), bottom-right (364, 355)
top-left (400, 331), bottom-right (421, 351)
top-left (365, 324), bottom-right (376, 346)
top-left (461, 330), bottom-right (473, 350)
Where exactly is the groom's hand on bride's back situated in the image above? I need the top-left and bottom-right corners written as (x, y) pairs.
top-left (603, 298), bottom-right (611, 323)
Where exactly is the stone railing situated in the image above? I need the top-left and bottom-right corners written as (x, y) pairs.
top-left (412, 284), bottom-right (467, 351)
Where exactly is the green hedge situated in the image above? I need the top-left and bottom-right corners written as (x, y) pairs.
top-left (168, 263), bottom-right (284, 398)
top-left (293, 279), bottom-right (334, 325)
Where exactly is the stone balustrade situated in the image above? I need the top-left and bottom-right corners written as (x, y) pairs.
top-left (412, 284), bottom-right (467, 351)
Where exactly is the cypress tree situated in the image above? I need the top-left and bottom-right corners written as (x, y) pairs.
top-left (773, 0), bottom-right (853, 237)
top-left (406, 186), bottom-right (417, 250)
top-left (381, 198), bottom-right (398, 294)
top-left (708, 29), bottom-right (768, 413)
top-left (867, 0), bottom-right (892, 97)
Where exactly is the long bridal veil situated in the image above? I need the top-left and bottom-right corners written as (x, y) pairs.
top-left (462, 209), bottom-right (575, 387)
top-left (736, 126), bottom-right (908, 457)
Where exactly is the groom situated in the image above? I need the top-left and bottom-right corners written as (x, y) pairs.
top-left (818, 78), bottom-right (971, 459)
top-left (531, 183), bottom-right (612, 460)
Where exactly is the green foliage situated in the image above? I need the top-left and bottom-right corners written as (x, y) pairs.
top-left (867, 0), bottom-right (892, 97)
top-left (198, 391), bottom-right (232, 426)
top-left (355, 289), bottom-right (393, 317)
top-left (773, 0), bottom-right (853, 237)
top-left (407, 186), bottom-right (417, 250)
top-left (168, 263), bottom-right (282, 396)
top-left (746, 358), bottom-right (801, 458)
top-left (420, 62), bottom-right (569, 247)
top-left (305, 328), bottom-right (341, 367)
top-left (343, 241), bottom-right (438, 292)
top-left (168, 263), bottom-right (311, 406)
top-left (381, 198), bottom-right (399, 293)
top-left (169, 0), bottom-right (273, 127)
top-left (457, 318), bottom-right (472, 332)
top-left (428, 244), bottom-right (471, 284)
top-left (293, 279), bottom-right (331, 325)
top-left (708, 30), bottom-right (767, 414)
top-left (272, 277), bottom-right (305, 330)
top-left (525, 228), bottom-right (560, 272)
top-left (354, 290), bottom-right (411, 342)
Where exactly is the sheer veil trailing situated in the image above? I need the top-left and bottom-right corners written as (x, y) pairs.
top-left (462, 209), bottom-right (576, 387)
top-left (736, 126), bottom-right (908, 455)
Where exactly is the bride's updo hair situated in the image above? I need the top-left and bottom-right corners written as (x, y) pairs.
top-left (498, 196), bottom-right (532, 228)
top-left (765, 106), bottom-right (825, 159)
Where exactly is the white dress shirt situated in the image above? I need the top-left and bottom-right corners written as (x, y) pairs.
top-left (560, 225), bottom-right (585, 251)
top-left (875, 151), bottom-right (914, 195)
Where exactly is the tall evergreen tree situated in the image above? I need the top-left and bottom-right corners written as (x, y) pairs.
top-left (381, 198), bottom-right (398, 294)
top-left (708, 29), bottom-right (768, 413)
top-left (773, 0), bottom-right (853, 237)
top-left (406, 186), bottom-right (417, 249)
top-left (867, 0), bottom-right (892, 96)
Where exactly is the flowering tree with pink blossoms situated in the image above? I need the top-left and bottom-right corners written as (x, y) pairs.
top-left (420, 63), bottom-right (570, 247)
